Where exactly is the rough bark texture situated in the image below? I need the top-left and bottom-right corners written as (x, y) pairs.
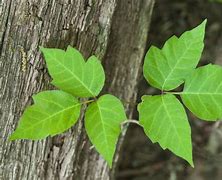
top-left (0, 0), bottom-right (154, 179)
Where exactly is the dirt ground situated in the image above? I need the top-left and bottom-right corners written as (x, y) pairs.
top-left (117, 0), bottom-right (222, 180)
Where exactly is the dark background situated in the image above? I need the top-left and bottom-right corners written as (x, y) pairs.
top-left (117, 0), bottom-right (222, 179)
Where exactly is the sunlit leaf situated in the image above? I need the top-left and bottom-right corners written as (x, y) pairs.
top-left (85, 94), bottom-right (127, 167)
top-left (138, 94), bottom-right (193, 166)
top-left (41, 46), bottom-right (105, 97)
top-left (143, 20), bottom-right (206, 91)
top-left (181, 64), bottom-right (222, 121)
top-left (10, 90), bottom-right (81, 140)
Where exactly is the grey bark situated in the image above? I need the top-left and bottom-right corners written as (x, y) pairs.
top-left (0, 0), bottom-right (154, 179)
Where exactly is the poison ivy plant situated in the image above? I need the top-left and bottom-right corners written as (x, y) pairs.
top-left (10, 46), bottom-right (127, 167)
top-left (10, 19), bottom-right (222, 169)
top-left (139, 19), bottom-right (222, 167)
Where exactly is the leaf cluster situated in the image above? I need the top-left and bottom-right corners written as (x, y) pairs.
top-left (139, 19), bottom-right (222, 167)
top-left (10, 46), bottom-right (127, 167)
top-left (11, 19), bottom-right (222, 168)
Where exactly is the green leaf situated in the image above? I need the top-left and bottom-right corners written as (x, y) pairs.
top-left (143, 20), bottom-right (206, 91)
top-left (10, 90), bottom-right (81, 140)
top-left (40, 46), bottom-right (105, 98)
top-left (138, 94), bottom-right (193, 166)
top-left (181, 64), bottom-right (222, 121)
top-left (85, 94), bottom-right (127, 167)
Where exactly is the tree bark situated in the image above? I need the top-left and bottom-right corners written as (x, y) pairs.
top-left (0, 0), bottom-right (154, 179)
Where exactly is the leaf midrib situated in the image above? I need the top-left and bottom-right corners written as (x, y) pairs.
top-left (22, 103), bottom-right (80, 132)
top-left (95, 101), bottom-right (111, 164)
top-left (161, 96), bottom-right (189, 156)
top-left (181, 92), bottom-right (222, 95)
top-left (161, 40), bottom-right (193, 90)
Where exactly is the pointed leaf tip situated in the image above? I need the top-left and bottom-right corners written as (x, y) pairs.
top-left (202, 19), bottom-right (207, 26)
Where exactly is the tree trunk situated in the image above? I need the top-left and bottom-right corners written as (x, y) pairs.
top-left (0, 0), bottom-right (154, 179)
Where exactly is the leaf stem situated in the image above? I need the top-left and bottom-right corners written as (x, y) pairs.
top-left (81, 99), bottom-right (95, 104)
top-left (121, 119), bottom-right (141, 126)
top-left (164, 91), bottom-right (183, 95)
